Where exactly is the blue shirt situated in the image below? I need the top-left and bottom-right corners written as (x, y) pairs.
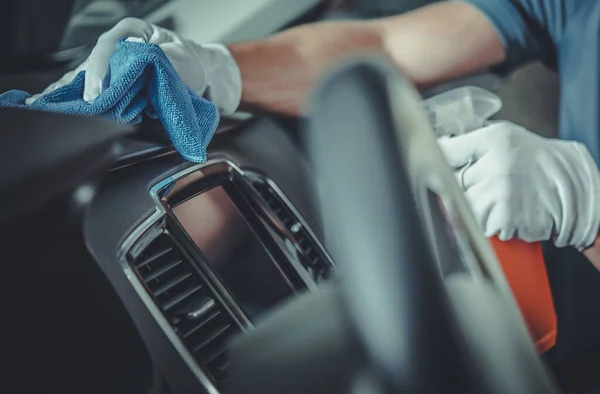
top-left (463, 0), bottom-right (600, 165)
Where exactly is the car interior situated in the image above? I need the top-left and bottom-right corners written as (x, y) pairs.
top-left (1, 1), bottom-right (597, 394)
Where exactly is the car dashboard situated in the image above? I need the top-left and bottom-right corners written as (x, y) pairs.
top-left (0, 1), bottom-right (337, 391)
top-left (0, 1), bottom-right (566, 392)
top-left (80, 116), bottom-right (333, 394)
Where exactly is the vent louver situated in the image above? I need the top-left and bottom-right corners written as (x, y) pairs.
top-left (251, 179), bottom-right (333, 282)
top-left (131, 233), bottom-right (240, 384)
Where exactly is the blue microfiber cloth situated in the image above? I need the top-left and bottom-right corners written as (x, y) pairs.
top-left (0, 40), bottom-right (219, 163)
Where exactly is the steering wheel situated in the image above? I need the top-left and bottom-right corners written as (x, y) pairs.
top-left (222, 58), bottom-right (559, 394)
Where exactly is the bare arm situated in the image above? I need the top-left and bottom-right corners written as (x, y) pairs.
top-left (227, 2), bottom-right (505, 115)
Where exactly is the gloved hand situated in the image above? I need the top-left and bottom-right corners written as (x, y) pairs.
top-left (438, 121), bottom-right (600, 250)
top-left (26, 18), bottom-right (242, 115)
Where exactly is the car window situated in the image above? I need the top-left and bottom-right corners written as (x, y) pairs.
top-left (61, 0), bottom-right (173, 49)
top-left (58, 0), bottom-right (326, 49)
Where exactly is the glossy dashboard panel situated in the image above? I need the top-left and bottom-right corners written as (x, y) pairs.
top-left (112, 155), bottom-right (334, 393)
top-left (84, 116), bottom-right (324, 394)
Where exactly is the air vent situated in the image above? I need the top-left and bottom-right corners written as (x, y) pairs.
top-left (251, 179), bottom-right (333, 282)
top-left (131, 233), bottom-right (240, 384)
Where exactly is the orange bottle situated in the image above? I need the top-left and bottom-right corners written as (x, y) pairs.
top-left (490, 237), bottom-right (557, 353)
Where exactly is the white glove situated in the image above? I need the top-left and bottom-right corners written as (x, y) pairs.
top-left (26, 18), bottom-right (242, 115)
top-left (438, 121), bottom-right (600, 250)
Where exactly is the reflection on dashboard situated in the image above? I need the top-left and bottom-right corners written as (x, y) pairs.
top-left (172, 186), bottom-right (294, 321)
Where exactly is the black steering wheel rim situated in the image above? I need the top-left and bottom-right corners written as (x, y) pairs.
top-left (223, 57), bottom-right (559, 394)
top-left (306, 56), bottom-right (559, 394)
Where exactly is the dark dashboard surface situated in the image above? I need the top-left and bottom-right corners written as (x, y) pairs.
top-left (0, 1), bottom-right (564, 392)
top-left (1, 2), bottom-right (333, 394)
top-left (83, 115), bottom-right (322, 394)
top-left (172, 185), bottom-right (295, 321)
top-left (86, 116), bottom-right (321, 260)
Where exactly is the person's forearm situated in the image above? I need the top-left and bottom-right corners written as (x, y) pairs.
top-left (228, 21), bottom-right (385, 115)
top-left (227, 2), bottom-right (505, 115)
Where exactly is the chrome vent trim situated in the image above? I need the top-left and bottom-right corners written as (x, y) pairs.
top-left (119, 158), bottom-right (337, 394)
top-left (130, 232), bottom-right (240, 385)
top-left (249, 177), bottom-right (335, 283)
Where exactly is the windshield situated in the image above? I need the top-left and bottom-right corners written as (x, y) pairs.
top-left (61, 0), bottom-right (172, 50)
top-left (55, 0), bottom-right (326, 51)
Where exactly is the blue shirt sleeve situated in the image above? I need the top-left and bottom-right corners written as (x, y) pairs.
top-left (459, 0), bottom-right (588, 71)
top-left (557, 1), bottom-right (600, 165)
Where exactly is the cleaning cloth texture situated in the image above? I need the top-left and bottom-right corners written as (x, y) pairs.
top-left (0, 40), bottom-right (219, 163)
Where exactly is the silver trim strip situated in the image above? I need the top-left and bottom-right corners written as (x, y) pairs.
top-left (118, 209), bottom-right (221, 394)
top-left (118, 157), bottom-right (334, 393)
top-left (152, 159), bottom-right (293, 326)
top-left (152, 158), bottom-right (333, 289)
top-left (242, 172), bottom-right (336, 282)
top-left (260, 175), bottom-right (336, 273)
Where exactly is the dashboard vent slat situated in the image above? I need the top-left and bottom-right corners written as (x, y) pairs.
top-left (162, 284), bottom-right (203, 311)
top-left (135, 246), bottom-right (172, 269)
top-left (130, 233), bottom-right (241, 386)
top-left (142, 258), bottom-right (183, 282)
top-left (204, 345), bottom-right (227, 365)
top-left (193, 323), bottom-right (232, 353)
top-left (153, 272), bottom-right (193, 296)
top-left (182, 309), bottom-right (222, 339)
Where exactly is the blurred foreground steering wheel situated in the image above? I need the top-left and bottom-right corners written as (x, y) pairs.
top-left (223, 58), bottom-right (559, 394)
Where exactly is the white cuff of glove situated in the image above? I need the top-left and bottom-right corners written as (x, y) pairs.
top-left (571, 143), bottom-right (600, 251)
top-left (199, 43), bottom-right (242, 116)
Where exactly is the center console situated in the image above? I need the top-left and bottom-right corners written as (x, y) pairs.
top-left (119, 158), bottom-right (334, 392)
